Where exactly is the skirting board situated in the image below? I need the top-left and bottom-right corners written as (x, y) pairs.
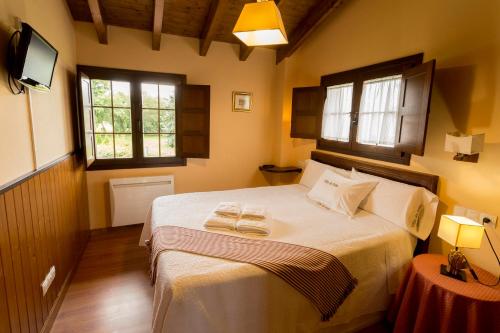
top-left (90, 223), bottom-right (145, 237)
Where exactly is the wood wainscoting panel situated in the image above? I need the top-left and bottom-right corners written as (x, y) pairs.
top-left (0, 154), bottom-right (90, 333)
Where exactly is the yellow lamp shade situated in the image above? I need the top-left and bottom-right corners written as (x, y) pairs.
top-left (437, 215), bottom-right (484, 248)
top-left (233, 1), bottom-right (288, 46)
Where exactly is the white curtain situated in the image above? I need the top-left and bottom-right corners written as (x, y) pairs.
top-left (357, 75), bottom-right (402, 147)
top-left (321, 83), bottom-right (353, 142)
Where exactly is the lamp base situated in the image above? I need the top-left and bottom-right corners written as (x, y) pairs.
top-left (440, 264), bottom-right (467, 282)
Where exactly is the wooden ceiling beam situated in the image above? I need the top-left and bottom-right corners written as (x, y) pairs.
top-left (199, 0), bottom-right (228, 56)
top-left (87, 0), bottom-right (108, 44)
top-left (238, 0), bottom-right (285, 61)
top-left (239, 44), bottom-right (254, 61)
top-left (276, 0), bottom-right (343, 64)
top-left (152, 0), bottom-right (165, 51)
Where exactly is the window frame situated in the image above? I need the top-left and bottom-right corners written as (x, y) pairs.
top-left (318, 54), bottom-right (424, 165)
top-left (76, 65), bottom-right (187, 170)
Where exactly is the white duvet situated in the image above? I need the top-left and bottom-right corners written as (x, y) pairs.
top-left (141, 184), bottom-right (416, 333)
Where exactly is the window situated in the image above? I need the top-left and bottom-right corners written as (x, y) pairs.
top-left (91, 80), bottom-right (133, 159)
top-left (141, 83), bottom-right (176, 158)
top-left (76, 66), bottom-right (210, 170)
top-left (321, 83), bottom-right (353, 142)
top-left (290, 54), bottom-right (435, 165)
top-left (356, 75), bottom-right (401, 147)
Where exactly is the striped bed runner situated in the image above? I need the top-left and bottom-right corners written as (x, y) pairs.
top-left (149, 226), bottom-right (357, 321)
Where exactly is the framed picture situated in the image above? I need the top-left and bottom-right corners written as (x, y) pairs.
top-left (232, 91), bottom-right (252, 112)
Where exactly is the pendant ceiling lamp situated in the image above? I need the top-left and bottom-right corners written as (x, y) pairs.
top-left (232, 0), bottom-right (288, 47)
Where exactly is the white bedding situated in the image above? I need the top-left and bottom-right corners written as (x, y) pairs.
top-left (141, 184), bottom-right (416, 333)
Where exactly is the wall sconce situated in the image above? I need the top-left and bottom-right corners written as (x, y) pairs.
top-left (444, 132), bottom-right (484, 163)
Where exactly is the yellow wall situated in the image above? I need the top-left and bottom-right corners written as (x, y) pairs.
top-left (0, 0), bottom-right (76, 184)
top-left (74, 23), bottom-right (279, 229)
top-left (2, 0), bottom-right (497, 274)
top-left (276, 0), bottom-right (500, 274)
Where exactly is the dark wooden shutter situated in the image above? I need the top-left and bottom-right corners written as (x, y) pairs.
top-left (290, 86), bottom-right (323, 139)
top-left (177, 85), bottom-right (210, 158)
top-left (77, 72), bottom-right (95, 166)
top-left (395, 60), bottom-right (435, 155)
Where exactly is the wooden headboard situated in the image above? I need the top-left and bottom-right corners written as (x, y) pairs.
top-left (311, 151), bottom-right (440, 255)
top-left (311, 151), bottom-right (439, 194)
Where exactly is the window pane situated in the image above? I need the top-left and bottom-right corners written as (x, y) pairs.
top-left (357, 75), bottom-right (402, 147)
top-left (159, 85), bottom-right (175, 109)
top-left (115, 134), bottom-right (133, 158)
top-left (143, 109), bottom-right (159, 133)
top-left (112, 81), bottom-right (131, 107)
top-left (160, 110), bottom-right (175, 133)
top-left (91, 80), bottom-right (111, 106)
top-left (114, 108), bottom-right (132, 133)
top-left (142, 83), bottom-right (158, 108)
top-left (160, 134), bottom-right (176, 157)
top-left (323, 114), bottom-right (351, 142)
top-left (321, 83), bottom-right (353, 142)
top-left (95, 134), bottom-right (114, 159)
top-left (93, 107), bottom-right (113, 133)
top-left (143, 134), bottom-right (160, 157)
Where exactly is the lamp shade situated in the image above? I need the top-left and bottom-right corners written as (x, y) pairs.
top-left (232, 1), bottom-right (288, 46)
top-left (437, 215), bottom-right (484, 248)
top-left (444, 133), bottom-right (484, 155)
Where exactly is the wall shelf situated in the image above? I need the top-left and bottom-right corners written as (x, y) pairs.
top-left (259, 165), bottom-right (302, 174)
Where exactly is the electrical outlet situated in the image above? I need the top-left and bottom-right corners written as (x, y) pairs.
top-left (453, 205), bottom-right (467, 216)
top-left (480, 213), bottom-right (498, 227)
top-left (41, 266), bottom-right (55, 296)
top-left (465, 209), bottom-right (480, 222)
top-left (453, 205), bottom-right (497, 227)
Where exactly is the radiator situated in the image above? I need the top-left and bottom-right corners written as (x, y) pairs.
top-left (109, 175), bottom-right (174, 227)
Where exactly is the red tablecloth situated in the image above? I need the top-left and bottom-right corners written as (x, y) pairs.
top-left (388, 254), bottom-right (500, 333)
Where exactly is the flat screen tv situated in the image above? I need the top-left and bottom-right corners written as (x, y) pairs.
top-left (13, 23), bottom-right (58, 92)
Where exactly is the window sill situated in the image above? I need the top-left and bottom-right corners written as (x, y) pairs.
top-left (316, 140), bottom-right (411, 165)
top-left (86, 157), bottom-right (187, 171)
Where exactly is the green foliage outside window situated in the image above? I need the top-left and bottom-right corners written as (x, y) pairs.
top-left (90, 80), bottom-right (175, 159)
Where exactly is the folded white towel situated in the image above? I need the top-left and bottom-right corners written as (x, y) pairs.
top-left (214, 202), bottom-right (241, 218)
top-left (241, 204), bottom-right (267, 220)
top-left (204, 212), bottom-right (237, 231)
top-left (236, 217), bottom-right (271, 236)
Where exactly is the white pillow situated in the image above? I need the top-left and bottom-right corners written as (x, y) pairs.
top-left (300, 159), bottom-right (351, 188)
top-left (307, 169), bottom-right (378, 217)
top-left (351, 168), bottom-right (439, 240)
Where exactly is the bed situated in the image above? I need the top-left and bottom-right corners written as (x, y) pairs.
top-left (140, 151), bottom-right (439, 333)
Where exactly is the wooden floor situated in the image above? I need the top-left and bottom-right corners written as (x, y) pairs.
top-left (51, 224), bottom-right (390, 333)
top-left (51, 225), bottom-right (152, 332)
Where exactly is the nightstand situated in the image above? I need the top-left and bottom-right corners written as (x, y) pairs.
top-left (388, 254), bottom-right (500, 333)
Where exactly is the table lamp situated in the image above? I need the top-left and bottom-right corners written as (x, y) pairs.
top-left (437, 215), bottom-right (484, 281)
